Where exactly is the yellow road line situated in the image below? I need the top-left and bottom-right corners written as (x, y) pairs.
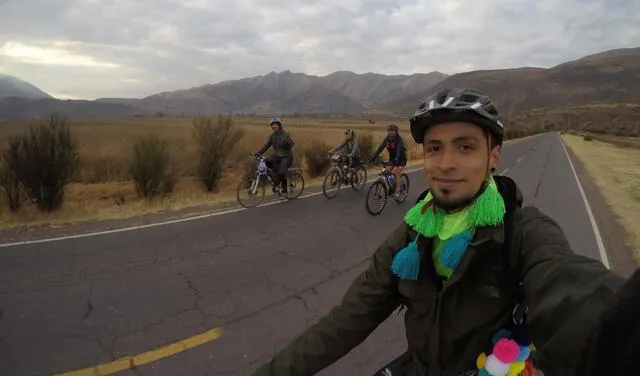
top-left (55, 327), bottom-right (223, 376)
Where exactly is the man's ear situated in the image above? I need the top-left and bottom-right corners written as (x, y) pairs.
top-left (490, 145), bottom-right (501, 171)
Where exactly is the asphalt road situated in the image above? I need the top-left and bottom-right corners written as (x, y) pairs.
top-left (0, 132), bottom-right (613, 376)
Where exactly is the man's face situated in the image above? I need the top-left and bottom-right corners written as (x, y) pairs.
top-left (422, 121), bottom-right (500, 209)
top-left (388, 129), bottom-right (396, 137)
top-left (270, 123), bottom-right (280, 132)
top-left (345, 133), bottom-right (352, 140)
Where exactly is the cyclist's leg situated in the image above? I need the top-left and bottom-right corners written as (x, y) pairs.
top-left (278, 156), bottom-right (292, 192)
top-left (265, 155), bottom-right (280, 190)
top-left (393, 166), bottom-right (405, 193)
top-left (393, 157), bottom-right (407, 194)
top-left (372, 352), bottom-right (411, 376)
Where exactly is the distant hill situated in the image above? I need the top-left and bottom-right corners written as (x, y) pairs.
top-left (94, 70), bottom-right (448, 116)
top-left (375, 47), bottom-right (640, 116)
top-left (2, 46), bottom-right (639, 120)
top-left (0, 74), bottom-right (52, 100)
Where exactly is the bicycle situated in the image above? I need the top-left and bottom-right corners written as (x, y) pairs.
top-left (365, 160), bottom-right (410, 215)
top-left (236, 154), bottom-right (305, 208)
top-left (321, 153), bottom-right (367, 199)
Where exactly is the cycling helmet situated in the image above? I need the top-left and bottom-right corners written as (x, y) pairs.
top-left (409, 88), bottom-right (504, 145)
top-left (269, 117), bottom-right (282, 127)
top-left (387, 122), bottom-right (399, 131)
top-left (345, 129), bottom-right (355, 136)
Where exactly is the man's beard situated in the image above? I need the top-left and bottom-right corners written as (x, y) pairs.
top-left (432, 182), bottom-right (488, 212)
top-left (432, 189), bottom-right (477, 211)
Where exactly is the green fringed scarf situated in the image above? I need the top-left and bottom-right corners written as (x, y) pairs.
top-left (391, 176), bottom-right (506, 280)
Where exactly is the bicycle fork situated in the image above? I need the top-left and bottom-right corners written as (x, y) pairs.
top-left (250, 174), bottom-right (261, 195)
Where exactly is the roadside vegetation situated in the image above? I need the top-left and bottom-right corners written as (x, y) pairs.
top-left (562, 133), bottom-right (640, 262)
top-left (0, 113), bottom-right (542, 228)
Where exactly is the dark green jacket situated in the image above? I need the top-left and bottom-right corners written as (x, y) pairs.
top-left (256, 130), bottom-right (295, 158)
top-left (252, 176), bottom-right (624, 376)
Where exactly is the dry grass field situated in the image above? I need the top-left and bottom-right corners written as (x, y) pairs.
top-left (562, 133), bottom-right (640, 262)
top-left (0, 116), bottom-right (426, 228)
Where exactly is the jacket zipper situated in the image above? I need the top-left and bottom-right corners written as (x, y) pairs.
top-left (430, 281), bottom-right (445, 375)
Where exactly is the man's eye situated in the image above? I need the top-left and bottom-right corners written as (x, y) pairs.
top-left (425, 146), bottom-right (440, 153)
top-left (459, 144), bottom-right (475, 151)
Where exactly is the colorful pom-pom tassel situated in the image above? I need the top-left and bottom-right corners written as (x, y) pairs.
top-left (485, 354), bottom-right (510, 376)
top-left (439, 229), bottom-right (473, 270)
top-left (391, 241), bottom-right (420, 280)
top-left (516, 345), bottom-right (530, 362)
top-left (506, 361), bottom-right (526, 376)
top-left (493, 338), bottom-right (520, 364)
top-left (492, 329), bottom-right (512, 345)
top-left (476, 353), bottom-right (487, 369)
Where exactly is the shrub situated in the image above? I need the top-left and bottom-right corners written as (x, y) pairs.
top-left (0, 162), bottom-right (24, 213)
top-left (192, 115), bottom-right (245, 192)
top-left (3, 114), bottom-right (79, 212)
top-left (303, 139), bottom-right (331, 177)
top-left (128, 134), bottom-right (176, 198)
top-left (583, 135), bottom-right (593, 141)
top-left (358, 132), bottom-right (375, 165)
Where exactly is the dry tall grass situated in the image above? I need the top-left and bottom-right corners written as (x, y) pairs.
top-left (0, 117), bottom-right (420, 227)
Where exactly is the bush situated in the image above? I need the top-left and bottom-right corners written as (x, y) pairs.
top-left (0, 162), bottom-right (24, 213)
top-left (192, 115), bottom-right (245, 192)
top-left (358, 132), bottom-right (375, 165)
top-left (583, 135), bottom-right (593, 141)
top-left (303, 139), bottom-right (331, 177)
top-left (3, 114), bottom-right (79, 212)
top-left (128, 134), bottom-right (176, 198)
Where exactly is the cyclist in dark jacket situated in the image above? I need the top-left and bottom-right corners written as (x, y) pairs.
top-left (252, 88), bottom-right (626, 376)
top-left (253, 117), bottom-right (295, 194)
top-left (371, 123), bottom-right (407, 197)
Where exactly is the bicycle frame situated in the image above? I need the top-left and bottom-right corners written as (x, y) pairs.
top-left (249, 156), bottom-right (274, 195)
top-left (329, 154), bottom-right (350, 181)
top-left (376, 162), bottom-right (396, 192)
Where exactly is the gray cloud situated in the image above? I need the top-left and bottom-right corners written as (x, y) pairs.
top-left (0, 0), bottom-right (638, 99)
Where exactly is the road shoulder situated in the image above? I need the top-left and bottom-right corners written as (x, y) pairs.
top-left (562, 137), bottom-right (637, 277)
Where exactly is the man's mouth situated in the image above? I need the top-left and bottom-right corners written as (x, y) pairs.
top-left (433, 177), bottom-right (463, 188)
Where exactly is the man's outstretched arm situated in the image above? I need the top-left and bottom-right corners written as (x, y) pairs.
top-left (255, 135), bottom-right (273, 156)
top-left (251, 223), bottom-right (408, 376)
top-left (515, 207), bottom-right (625, 375)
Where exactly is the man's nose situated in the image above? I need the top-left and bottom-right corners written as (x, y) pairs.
top-left (438, 149), bottom-right (457, 170)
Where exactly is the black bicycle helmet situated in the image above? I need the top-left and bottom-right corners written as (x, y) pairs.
top-left (409, 88), bottom-right (505, 145)
top-left (387, 122), bottom-right (399, 131)
top-left (345, 129), bottom-right (355, 136)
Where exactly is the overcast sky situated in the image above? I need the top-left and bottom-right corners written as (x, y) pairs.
top-left (1, 0), bottom-right (638, 99)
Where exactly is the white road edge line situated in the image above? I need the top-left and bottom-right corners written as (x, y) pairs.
top-left (0, 167), bottom-right (426, 248)
top-left (0, 135), bottom-right (538, 248)
top-left (559, 135), bottom-right (611, 269)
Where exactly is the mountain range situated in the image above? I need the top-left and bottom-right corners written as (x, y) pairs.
top-left (1, 46), bottom-right (638, 120)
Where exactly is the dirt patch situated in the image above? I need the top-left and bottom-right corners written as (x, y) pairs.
top-left (562, 134), bottom-right (640, 266)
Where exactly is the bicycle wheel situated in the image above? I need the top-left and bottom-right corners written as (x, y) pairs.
top-left (236, 177), bottom-right (265, 208)
top-left (365, 180), bottom-right (388, 215)
top-left (286, 171), bottom-right (305, 200)
top-left (350, 165), bottom-right (367, 191)
top-left (394, 173), bottom-right (411, 203)
top-left (322, 168), bottom-right (342, 199)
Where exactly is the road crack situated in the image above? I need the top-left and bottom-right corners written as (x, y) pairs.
top-left (82, 285), bottom-right (94, 321)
